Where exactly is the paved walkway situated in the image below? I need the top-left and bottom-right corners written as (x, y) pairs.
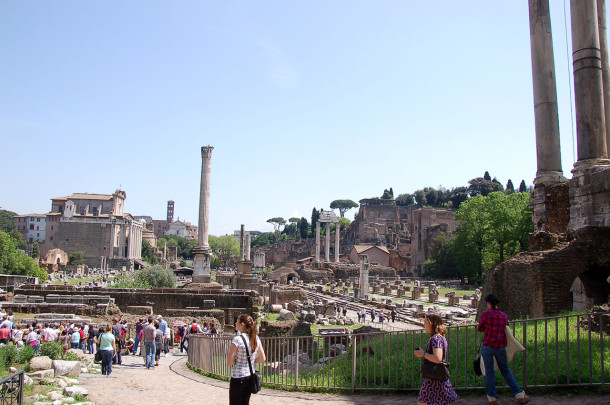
top-left (79, 352), bottom-right (610, 405)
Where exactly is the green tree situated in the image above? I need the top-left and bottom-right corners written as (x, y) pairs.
top-left (299, 217), bottom-right (309, 239)
top-left (68, 252), bottom-right (84, 266)
top-left (141, 239), bottom-right (158, 265)
top-left (251, 232), bottom-right (271, 247)
top-left (9, 230), bottom-right (25, 248)
top-left (112, 265), bottom-right (175, 288)
top-left (266, 217), bottom-right (286, 242)
top-left (157, 234), bottom-right (197, 260)
top-left (423, 232), bottom-right (459, 280)
top-left (395, 193), bottom-right (415, 207)
top-left (506, 179), bottom-right (515, 194)
top-left (519, 180), bottom-right (528, 193)
top-left (424, 187), bottom-right (439, 206)
top-left (381, 188), bottom-right (394, 200)
top-left (452, 191), bottom-right (533, 282)
top-left (0, 231), bottom-right (48, 282)
top-left (209, 234), bottom-right (239, 266)
top-left (330, 200), bottom-right (359, 218)
top-left (337, 217), bottom-right (351, 231)
top-left (288, 217), bottom-right (300, 238)
top-left (448, 187), bottom-right (469, 208)
top-left (0, 210), bottom-right (17, 233)
top-left (414, 190), bottom-right (427, 206)
top-left (310, 208), bottom-right (320, 237)
top-left (468, 177), bottom-right (504, 197)
top-left (32, 241), bottom-right (40, 259)
top-left (453, 195), bottom-right (488, 281)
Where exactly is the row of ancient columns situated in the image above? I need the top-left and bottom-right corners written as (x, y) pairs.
top-left (314, 220), bottom-right (340, 264)
top-left (530, 0), bottom-right (609, 187)
top-left (109, 219), bottom-right (143, 260)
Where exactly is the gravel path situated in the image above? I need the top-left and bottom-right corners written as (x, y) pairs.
top-left (79, 351), bottom-right (610, 405)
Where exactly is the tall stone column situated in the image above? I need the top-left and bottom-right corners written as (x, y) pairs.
top-left (245, 233), bottom-right (251, 261)
top-left (109, 220), bottom-right (116, 259)
top-left (568, 0), bottom-right (610, 230)
top-left (325, 222), bottom-right (330, 262)
top-left (192, 145), bottom-right (214, 283)
top-left (599, 0), bottom-right (610, 155)
top-left (529, 0), bottom-right (565, 185)
top-left (126, 223), bottom-right (133, 260)
top-left (118, 224), bottom-right (125, 259)
top-left (571, 0), bottom-right (609, 164)
top-left (239, 224), bottom-right (245, 261)
top-left (334, 221), bottom-right (340, 263)
top-left (358, 254), bottom-right (369, 299)
top-left (315, 221), bottom-right (320, 264)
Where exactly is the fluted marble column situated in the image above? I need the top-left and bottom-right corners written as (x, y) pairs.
top-left (529, 0), bottom-right (566, 185)
top-left (192, 145), bottom-right (214, 282)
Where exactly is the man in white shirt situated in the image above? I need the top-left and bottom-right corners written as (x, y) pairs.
top-left (0, 316), bottom-right (12, 330)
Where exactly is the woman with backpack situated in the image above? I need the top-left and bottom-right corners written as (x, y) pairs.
top-left (227, 314), bottom-right (266, 405)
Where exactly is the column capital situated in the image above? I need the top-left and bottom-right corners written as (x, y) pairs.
top-left (201, 145), bottom-right (214, 159)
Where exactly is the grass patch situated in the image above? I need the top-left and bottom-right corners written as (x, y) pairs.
top-left (191, 314), bottom-right (609, 392)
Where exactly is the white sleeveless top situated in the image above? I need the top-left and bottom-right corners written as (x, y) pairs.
top-left (231, 333), bottom-right (261, 378)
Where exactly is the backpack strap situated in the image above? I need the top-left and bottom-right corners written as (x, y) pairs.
top-left (239, 334), bottom-right (255, 377)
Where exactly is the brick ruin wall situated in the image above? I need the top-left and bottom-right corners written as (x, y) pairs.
top-left (44, 221), bottom-right (111, 267)
top-left (479, 227), bottom-right (610, 319)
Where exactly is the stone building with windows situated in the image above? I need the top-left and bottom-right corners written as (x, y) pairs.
top-left (14, 214), bottom-right (47, 243)
top-left (41, 190), bottom-right (144, 270)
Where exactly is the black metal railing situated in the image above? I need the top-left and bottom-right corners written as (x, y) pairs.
top-left (0, 370), bottom-right (23, 405)
top-left (188, 311), bottom-right (608, 392)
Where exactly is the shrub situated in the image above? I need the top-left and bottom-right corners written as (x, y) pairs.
top-left (40, 341), bottom-right (63, 360)
top-left (62, 352), bottom-right (80, 361)
top-left (0, 344), bottom-right (19, 369)
top-left (16, 345), bottom-right (35, 365)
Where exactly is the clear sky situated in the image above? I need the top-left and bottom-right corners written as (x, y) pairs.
top-left (0, 1), bottom-right (581, 235)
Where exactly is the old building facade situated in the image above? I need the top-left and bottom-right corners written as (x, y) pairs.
top-left (41, 190), bottom-right (143, 269)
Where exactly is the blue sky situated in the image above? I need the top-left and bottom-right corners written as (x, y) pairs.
top-left (1, 1), bottom-right (580, 235)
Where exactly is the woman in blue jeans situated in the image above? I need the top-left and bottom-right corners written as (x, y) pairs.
top-left (478, 294), bottom-right (529, 405)
top-left (96, 324), bottom-right (116, 376)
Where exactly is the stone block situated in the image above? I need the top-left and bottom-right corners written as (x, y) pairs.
top-left (29, 356), bottom-right (53, 372)
top-left (52, 360), bottom-right (81, 378)
top-left (63, 386), bottom-right (88, 397)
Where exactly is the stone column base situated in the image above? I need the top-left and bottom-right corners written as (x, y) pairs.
top-left (192, 248), bottom-right (212, 282)
top-left (568, 161), bottom-right (610, 230)
top-left (534, 171), bottom-right (567, 186)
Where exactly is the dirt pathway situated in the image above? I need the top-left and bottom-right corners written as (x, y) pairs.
top-left (79, 351), bottom-right (610, 405)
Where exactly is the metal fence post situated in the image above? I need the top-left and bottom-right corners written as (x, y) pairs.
top-left (351, 334), bottom-right (357, 393)
top-left (295, 338), bottom-right (300, 389)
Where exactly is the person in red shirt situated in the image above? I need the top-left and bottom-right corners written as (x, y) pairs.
top-left (0, 325), bottom-right (11, 344)
top-left (478, 294), bottom-right (529, 405)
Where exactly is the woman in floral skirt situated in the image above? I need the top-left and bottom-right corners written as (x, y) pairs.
top-left (414, 313), bottom-right (458, 405)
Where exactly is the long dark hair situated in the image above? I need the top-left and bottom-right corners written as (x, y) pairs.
top-left (238, 314), bottom-right (258, 352)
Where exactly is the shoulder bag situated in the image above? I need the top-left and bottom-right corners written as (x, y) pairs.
top-left (239, 335), bottom-right (261, 394)
top-left (420, 337), bottom-right (450, 381)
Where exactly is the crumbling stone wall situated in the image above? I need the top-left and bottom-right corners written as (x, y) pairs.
top-left (479, 227), bottom-right (610, 319)
top-left (269, 288), bottom-right (307, 306)
top-left (330, 264), bottom-right (396, 279)
top-left (15, 285), bottom-right (257, 319)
